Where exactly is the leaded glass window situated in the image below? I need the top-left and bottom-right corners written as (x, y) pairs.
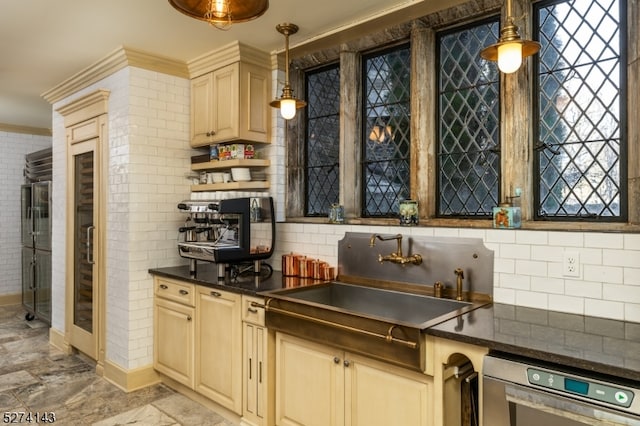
top-left (437, 19), bottom-right (500, 217)
top-left (534, 0), bottom-right (626, 220)
top-left (305, 64), bottom-right (340, 216)
top-left (362, 44), bottom-right (411, 217)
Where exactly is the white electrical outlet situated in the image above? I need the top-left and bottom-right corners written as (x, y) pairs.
top-left (562, 250), bottom-right (580, 277)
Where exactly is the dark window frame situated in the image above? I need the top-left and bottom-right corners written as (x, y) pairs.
top-left (532, 0), bottom-right (628, 222)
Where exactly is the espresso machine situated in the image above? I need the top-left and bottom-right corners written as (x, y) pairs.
top-left (177, 197), bottom-right (275, 279)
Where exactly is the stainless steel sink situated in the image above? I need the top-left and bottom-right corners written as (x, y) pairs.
top-left (261, 281), bottom-right (488, 371)
top-left (269, 281), bottom-right (471, 328)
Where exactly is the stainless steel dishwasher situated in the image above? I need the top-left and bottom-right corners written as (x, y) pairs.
top-left (483, 354), bottom-right (640, 425)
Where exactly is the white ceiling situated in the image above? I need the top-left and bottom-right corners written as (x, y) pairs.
top-left (0, 0), bottom-right (431, 131)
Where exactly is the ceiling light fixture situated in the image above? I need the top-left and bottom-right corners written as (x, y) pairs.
top-left (168, 0), bottom-right (269, 30)
top-left (480, 0), bottom-right (540, 74)
top-left (270, 23), bottom-right (306, 120)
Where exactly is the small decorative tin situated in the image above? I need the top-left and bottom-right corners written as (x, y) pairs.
top-left (399, 199), bottom-right (419, 226)
top-left (492, 204), bottom-right (521, 229)
top-left (328, 204), bottom-right (344, 223)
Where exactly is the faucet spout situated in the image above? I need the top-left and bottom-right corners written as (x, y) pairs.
top-left (369, 233), bottom-right (422, 266)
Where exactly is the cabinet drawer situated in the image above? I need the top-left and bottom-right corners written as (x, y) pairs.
top-left (155, 278), bottom-right (195, 306)
top-left (242, 295), bottom-right (265, 326)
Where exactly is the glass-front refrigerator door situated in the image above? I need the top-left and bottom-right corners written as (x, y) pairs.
top-left (22, 246), bottom-right (35, 314)
top-left (69, 139), bottom-right (98, 360)
top-left (32, 181), bottom-right (51, 251)
top-left (21, 185), bottom-right (33, 248)
top-left (34, 249), bottom-right (52, 324)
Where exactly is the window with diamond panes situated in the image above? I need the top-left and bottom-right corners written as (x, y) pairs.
top-left (534, 0), bottom-right (626, 220)
top-left (362, 45), bottom-right (411, 217)
top-left (437, 19), bottom-right (500, 217)
top-left (305, 64), bottom-right (341, 216)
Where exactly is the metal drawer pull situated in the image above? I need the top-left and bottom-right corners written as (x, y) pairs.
top-left (264, 302), bottom-right (418, 349)
top-left (179, 289), bottom-right (189, 295)
top-left (210, 291), bottom-right (222, 297)
top-left (186, 315), bottom-right (192, 321)
top-left (334, 357), bottom-right (340, 364)
top-left (250, 301), bottom-right (265, 309)
top-left (248, 308), bottom-right (258, 314)
top-left (159, 284), bottom-right (168, 290)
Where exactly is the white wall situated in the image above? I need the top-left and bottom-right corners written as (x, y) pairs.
top-left (0, 131), bottom-right (51, 297)
top-left (272, 223), bottom-right (640, 323)
top-left (51, 66), bottom-right (191, 370)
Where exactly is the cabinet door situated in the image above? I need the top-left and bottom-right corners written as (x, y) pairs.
top-left (345, 353), bottom-right (431, 426)
top-left (195, 287), bottom-right (242, 414)
top-left (275, 333), bottom-right (344, 426)
top-left (154, 298), bottom-right (195, 388)
top-left (190, 73), bottom-right (214, 147)
top-left (211, 63), bottom-right (239, 142)
top-left (244, 323), bottom-right (259, 421)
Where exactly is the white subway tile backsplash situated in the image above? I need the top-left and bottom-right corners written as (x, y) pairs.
top-left (548, 232), bottom-right (584, 247)
top-left (531, 276), bottom-right (564, 294)
top-left (515, 230), bottom-right (549, 245)
top-left (624, 268), bottom-right (640, 285)
top-left (515, 291), bottom-right (548, 310)
top-left (548, 295), bottom-right (584, 315)
top-left (585, 299), bottom-right (625, 320)
top-left (499, 243), bottom-right (531, 260)
top-left (603, 249), bottom-right (640, 268)
top-left (565, 280), bottom-right (603, 299)
top-left (515, 259), bottom-right (548, 277)
top-left (584, 233), bottom-right (624, 249)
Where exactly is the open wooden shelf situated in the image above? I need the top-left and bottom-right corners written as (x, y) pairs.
top-left (191, 181), bottom-right (270, 192)
top-left (191, 159), bottom-right (270, 171)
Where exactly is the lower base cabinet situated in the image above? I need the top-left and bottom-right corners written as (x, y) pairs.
top-left (242, 295), bottom-right (274, 426)
top-left (153, 278), bottom-right (243, 415)
top-left (195, 286), bottom-right (242, 414)
top-left (275, 332), bottom-right (432, 426)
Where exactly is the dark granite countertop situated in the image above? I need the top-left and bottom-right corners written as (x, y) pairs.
top-left (149, 264), bottom-right (288, 295)
top-left (148, 265), bottom-right (640, 382)
top-left (427, 303), bottom-right (640, 382)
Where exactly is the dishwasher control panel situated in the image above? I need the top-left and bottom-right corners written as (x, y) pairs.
top-left (527, 367), bottom-right (634, 408)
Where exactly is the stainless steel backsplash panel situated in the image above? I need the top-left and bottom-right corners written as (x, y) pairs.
top-left (337, 232), bottom-right (494, 298)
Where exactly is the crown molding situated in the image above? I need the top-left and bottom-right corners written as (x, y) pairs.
top-left (0, 123), bottom-right (51, 136)
top-left (187, 40), bottom-right (271, 78)
top-left (42, 46), bottom-right (189, 104)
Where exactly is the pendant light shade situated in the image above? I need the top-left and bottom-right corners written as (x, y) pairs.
top-left (270, 23), bottom-right (306, 120)
top-left (168, 0), bottom-right (269, 30)
top-left (480, 0), bottom-right (540, 73)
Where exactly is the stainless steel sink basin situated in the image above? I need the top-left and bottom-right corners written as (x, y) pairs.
top-left (270, 281), bottom-right (471, 328)
top-left (262, 281), bottom-right (487, 371)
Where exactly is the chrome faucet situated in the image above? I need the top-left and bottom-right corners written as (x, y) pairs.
top-left (369, 234), bottom-right (422, 266)
top-left (454, 268), bottom-right (464, 301)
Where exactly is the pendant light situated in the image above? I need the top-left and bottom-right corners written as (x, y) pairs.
top-left (168, 0), bottom-right (269, 30)
top-left (480, 0), bottom-right (540, 73)
top-left (270, 23), bottom-right (306, 120)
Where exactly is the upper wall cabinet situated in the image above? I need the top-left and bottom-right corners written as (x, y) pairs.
top-left (189, 42), bottom-right (271, 148)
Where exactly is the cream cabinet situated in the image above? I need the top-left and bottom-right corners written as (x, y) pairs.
top-left (275, 333), bottom-right (432, 426)
top-left (191, 61), bottom-right (270, 147)
top-left (153, 278), bottom-right (244, 415)
top-left (241, 296), bottom-right (275, 426)
top-left (153, 278), bottom-right (195, 388)
top-left (195, 286), bottom-right (243, 414)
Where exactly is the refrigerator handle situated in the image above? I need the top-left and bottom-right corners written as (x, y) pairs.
top-left (87, 226), bottom-right (95, 265)
top-left (27, 207), bottom-right (33, 236)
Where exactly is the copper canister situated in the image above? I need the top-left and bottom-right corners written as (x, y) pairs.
top-left (299, 258), bottom-right (314, 278)
top-left (312, 259), bottom-right (327, 279)
top-left (282, 253), bottom-right (302, 276)
top-left (321, 265), bottom-right (336, 281)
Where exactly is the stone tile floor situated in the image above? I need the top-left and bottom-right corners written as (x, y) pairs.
top-left (0, 304), bottom-right (238, 425)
